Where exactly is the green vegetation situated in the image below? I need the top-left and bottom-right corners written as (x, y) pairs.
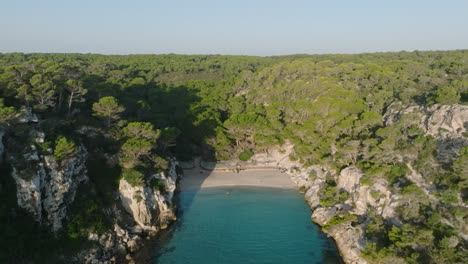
top-left (323, 213), bottom-right (358, 231)
top-left (54, 136), bottom-right (78, 160)
top-left (150, 177), bottom-right (167, 193)
top-left (0, 98), bottom-right (17, 125)
top-left (92, 96), bottom-right (125, 127)
top-left (0, 50), bottom-right (467, 262)
top-left (121, 168), bottom-right (144, 187)
top-left (239, 150), bottom-right (254, 161)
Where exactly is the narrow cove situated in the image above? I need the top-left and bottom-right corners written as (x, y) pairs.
top-left (146, 187), bottom-right (342, 264)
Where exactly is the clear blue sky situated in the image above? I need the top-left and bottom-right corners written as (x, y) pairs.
top-left (0, 0), bottom-right (467, 55)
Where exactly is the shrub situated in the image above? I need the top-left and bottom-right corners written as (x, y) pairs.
top-left (308, 172), bottom-right (317, 181)
top-left (66, 190), bottom-right (109, 239)
top-left (121, 169), bottom-right (144, 187)
top-left (320, 180), bottom-right (349, 207)
top-left (370, 190), bottom-right (380, 199)
top-left (323, 213), bottom-right (358, 230)
top-left (239, 150), bottom-right (254, 161)
top-left (387, 163), bottom-right (408, 184)
top-left (54, 136), bottom-right (77, 160)
top-left (38, 141), bottom-right (52, 154)
top-left (150, 177), bottom-right (167, 194)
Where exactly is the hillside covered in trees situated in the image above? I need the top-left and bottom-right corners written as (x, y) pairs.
top-left (0, 50), bottom-right (467, 263)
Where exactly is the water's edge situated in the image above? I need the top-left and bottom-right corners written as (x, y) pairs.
top-left (135, 186), bottom-right (342, 264)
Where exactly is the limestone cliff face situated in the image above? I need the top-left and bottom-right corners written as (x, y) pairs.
top-left (9, 143), bottom-right (88, 232)
top-left (248, 104), bottom-right (468, 264)
top-left (119, 159), bottom-right (178, 230)
top-left (385, 103), bottom-right (468, 137)
top-left (385, 103), bottom-right (468, 161)
top-left (248, 144), bottom-right (406, 264)
top-left (249, 147), bottom-right (369, 264)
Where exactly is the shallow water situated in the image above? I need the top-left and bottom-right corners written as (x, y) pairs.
top-left (154, 187), bottom-right (342, 264)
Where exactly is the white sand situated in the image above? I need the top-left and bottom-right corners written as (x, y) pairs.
top-left (180, 168), bottom-right (296, 191)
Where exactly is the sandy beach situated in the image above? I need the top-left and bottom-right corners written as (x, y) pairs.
top-left (180, 167), bottom-right (296, 191)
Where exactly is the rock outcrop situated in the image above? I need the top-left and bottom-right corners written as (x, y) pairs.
top-left (248, 144), bottom-right (369, 264)
top-left (385, 103), bottom-right (468, 161)
top-left (286, 164), bottom-right (368, 264)
top-left (17, 107), bottom-right (39, 123)
top-left (75, 223), bottom-right (144, 264)
top-left (119, 159), bottom-right (178, 230)
top-left (257, 104), bottom-right (468, 264)
top-left (9, 143), bottom-right (88, 231)
top-left (75, 159), bottom-right (180, 264)
top-left (327, 224), bottom-right (367, 264)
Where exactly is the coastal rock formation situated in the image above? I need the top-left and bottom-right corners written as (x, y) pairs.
top-left (75, 223), bottom-right (144, 264)
top-left (327, 224), bottom-right (367, 264)
top-left (119, 159), bottom-right (178, 230)
top-left (292, 165), bottom-right (368, 264)
top-left (9, 143), bottom-right (88, 231)
top-left (260, 104), bottom-right (468, 264)
top-left (338, 166), bottom-right (362, 194)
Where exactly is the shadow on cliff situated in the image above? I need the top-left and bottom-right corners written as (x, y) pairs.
top-left (128, 83), bottom-right (223, 263)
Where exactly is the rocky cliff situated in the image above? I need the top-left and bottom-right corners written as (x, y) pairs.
top-left (118, 158), bottom-right (178, 231)
top-left (385, 103), bottom-right (468, 161)
top-left (290, 164), bottom-right (369, 264)
top-left (9, 142), bottom-right (88, 232)
top-left (245, 104), bottom-right (468, 264)
top-left (246, 146), bottom-right (368, 263)
top-left (76, 159), bottom-right (180, 264)
top-left (3, 106), bottom-right (181, 263)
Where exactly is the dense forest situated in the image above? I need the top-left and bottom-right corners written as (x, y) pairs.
top-left (0, 50), bottom-right (467, 263)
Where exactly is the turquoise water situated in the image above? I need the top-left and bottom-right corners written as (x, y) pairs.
top-left (154, 187), bottom-right (341, 264)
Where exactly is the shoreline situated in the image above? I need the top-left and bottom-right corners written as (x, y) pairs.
top-left (180, 167), bottom-right (297, 191)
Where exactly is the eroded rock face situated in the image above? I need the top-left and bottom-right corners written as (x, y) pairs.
top-left (10, 144), bottom-right (88, 232)
top-left (422, 105), bottom-right (468, 138)
top-left (17, 107), bottom-right (39, 123)
top-left (312, 207), bottom-right (338, 225)
top-left (250, 141), bottom-right (366, 264)
top-left (303, 167), bottom-right (328, 209)
top-left (327, 224), bottom-right (367, 264)
top-left (75, 223), bottom-right (143, 264)
top-left (119, 159), bottom-right (178, 230)
top-left (385, 103), bottom-right (468, 161)
top-left (338, 167), bottom-right (362, 194)
top-left (11, 167), bottom-right (44, 220)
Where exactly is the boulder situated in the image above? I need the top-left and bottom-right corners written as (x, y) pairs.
top-left (338, 166), bottom-right (362, 194)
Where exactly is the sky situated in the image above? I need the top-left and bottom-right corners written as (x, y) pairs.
top-left (0, 0), bottom-right (467, 56)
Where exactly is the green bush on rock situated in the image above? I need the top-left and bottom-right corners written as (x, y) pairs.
top-left (54, 136), bottom-right (78, 160)
top-left (121, 169), bottom-right (144, 187)
top-left (239, 150), bottom-right (254, 161)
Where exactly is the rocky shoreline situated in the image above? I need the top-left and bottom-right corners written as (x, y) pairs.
top-left (74, 158), bottom-right (181, 264)
top-left (210, 146), bottom-right (367, 264)
top-left (3, 103), bottom-right (467, 264)
top-left (3, 113), bottom-right (181, 264)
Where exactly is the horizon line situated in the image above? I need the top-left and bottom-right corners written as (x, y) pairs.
top-left (0, 48), bottom-right (466, 58)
